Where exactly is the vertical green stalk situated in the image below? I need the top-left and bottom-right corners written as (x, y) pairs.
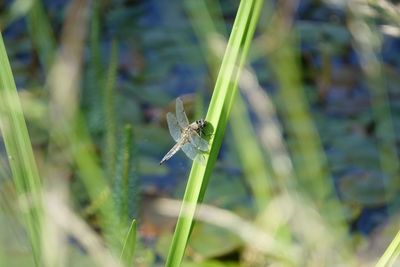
top-left (86, 0), bottom-right (104, 130)
top-left (349, 2), bottom-right (399, 203)
top-left (116, 124), bottom-right (133, 225)
top-left (0, 33), bottom-right (43, 265)
top-left (104, 40), bottom-right (119, 180)
top-left (270, 36), bottom-right (344, 221)
top-left (26, 0), bottom-right (56, 73)
top-left (71, 116), bottom-right (123, 252)
top-left (120, 219), bottom-right (137, 267)
top-left (375, 228), bottom-right (400, 267)
top-left (230, 94), bottom-right (272, 210)
top-left (46, 0), bottom-right (123, 254)
top-left (165, 1), bottom-right (264, 266)
top-left (115, 124), bottom-right (139, 265)
top-left (185, 0), bottom-right (272, 211)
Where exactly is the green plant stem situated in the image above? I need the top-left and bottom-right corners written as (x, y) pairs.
top-left (0, 33), bottom-right (43, 265)
top-left (165, 1), bottom-right (264, 266)
top-left (375, 228), bottom-right (400, 267)
top-left (120, 219), bottom-right (137, 267)
top-left (104, 40), bottom-right (119, 180)
top-left (27, 0), bottom-right (56, 73)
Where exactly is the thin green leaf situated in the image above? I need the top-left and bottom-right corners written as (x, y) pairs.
top-left (120, 219), bottom-right (137, 267)
top-left (115, 124), bottom-right (134, 225)
top-left (165, 1), bottom-right (264, 266)
top-left (27, 0), bottom-right (56, 73)
top-left (229, 94), bottom-right (272, 210)
top-left (84, 0), bottom-right (104, 134)
top-left (375, 228), bottom-right (400, 267)
top-left (71, 115), bottom-right (123, 252)
top-left (104, 40), bottom-right (119, 180)
top-left (0, 33), bottom-right (43, 265)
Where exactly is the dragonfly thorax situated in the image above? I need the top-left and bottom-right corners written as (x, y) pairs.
top-left (192, 119), bottom-right (206, 131)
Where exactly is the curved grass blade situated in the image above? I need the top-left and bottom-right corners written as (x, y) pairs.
top-left (185, 0), bottom-right (272, 212)
top-left (103, 40), bottom-right (119, 180)
top-left (0, 33), bottom-right (43, 265)
top-left (114, 124), bottom-right (136, 225)
top-left (120, 219), bottom-right (137, 267)
top-left (26, 0), bottom-right (56, 73)
top-left (229, 94), bottom-right (272, 210)
top-left (165, 1), bottom-right (264, 266)
top-left (375, 227), bottom-right (400, 267)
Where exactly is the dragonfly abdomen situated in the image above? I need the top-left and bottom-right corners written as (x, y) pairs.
top-left (159, 138), bottom-right (187, 165)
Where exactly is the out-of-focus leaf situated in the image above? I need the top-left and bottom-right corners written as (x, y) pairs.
top-left (189, 223), bottom-right (241, 259)
top-left (337, 169), bottom-right (391, 207)
top-left (120, 220), bottom-right (137, 267)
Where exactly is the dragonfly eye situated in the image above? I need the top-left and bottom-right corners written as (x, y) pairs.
top-left (197, 119), bottom-right (206, 128)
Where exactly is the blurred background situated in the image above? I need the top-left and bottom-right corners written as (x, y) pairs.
top-left (1, 0), bottom-right (400, 266)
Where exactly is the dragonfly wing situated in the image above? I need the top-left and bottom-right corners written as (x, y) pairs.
top-left (166, 112), bottom-right (181, 142)
top-left (176, 97), bottom-right (189, 128)
top-left (196, 153), bottom-right (206, 165)
top-left (189, 132), bottom-right (209, 152)
top-left (181, 143), bottom-right (199, 161)
top-left (182, 143), bottom-right (205, 164)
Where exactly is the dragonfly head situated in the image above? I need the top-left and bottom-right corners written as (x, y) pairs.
top-left (196, 119), bottom-right (206, 129)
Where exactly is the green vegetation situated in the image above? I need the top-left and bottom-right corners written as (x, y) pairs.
top-left (165, 1), bottom-right (263, 266)
top-left (0, 32), bottom-right (43, 266)
top-left (0, 0), bottom-right (400, 266)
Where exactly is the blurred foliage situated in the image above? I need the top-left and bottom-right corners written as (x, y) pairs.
top-left (0, 0), bottom-right (400, 266)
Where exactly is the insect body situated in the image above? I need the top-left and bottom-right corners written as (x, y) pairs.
top-left (160, 98), bottom-right (209, 164)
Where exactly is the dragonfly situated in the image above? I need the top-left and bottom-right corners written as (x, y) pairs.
top-left (160, 97), bottom-right (210, 165)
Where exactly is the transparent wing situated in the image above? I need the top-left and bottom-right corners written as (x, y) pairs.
top-left (166, 112), bottom-right (181, 142)
top-left (196, 153), bottom-right (206, 165)
top-left (181, 143), bottom-right (205, 165)
top-left (189, 132), bottom-right (209, 152)
top-left (175, 97), bottom-right (189, 128)
top-left (181, 143), bottom-right (199, 161)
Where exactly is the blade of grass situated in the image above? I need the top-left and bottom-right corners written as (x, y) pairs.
top-left (375, 228), bottom-right (400, 267)
top-left (265, 7), bottom-right (352, 261)
top-left (84, 0), bottom-right (105, 135)
top-left (186, 0), bottom-right (273, 212)
top-left (26, 0), bottom-right (56, 73)
top-left (0, 32), bottom-right (43, 265)
top-left (0, 0), bottom-right (34, 30)
top-left (115, 124), bottom-right (133, 225)
top-left (184, 0), bottom-right (225, 74)
top-left (165, 1), bottom-right (264, 266)
top-left (71, 115), bottom-right (123, 251)
top-left (104, 40), bottom-right (118, 180)
top-left (45, 0), bottom-right (123, 254)
top-left (229, 93), bottom-right (272, 210)
top-left (269, 31), bottom-right (345, 224)
top-left (349, 1), bottom-right (400, 205)
top-left (238, 68), bottom-right (295, 192)
top-left (157, 198), bottom-right (299, 263)
top-left (120, 219), bottom-right (137, 267)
